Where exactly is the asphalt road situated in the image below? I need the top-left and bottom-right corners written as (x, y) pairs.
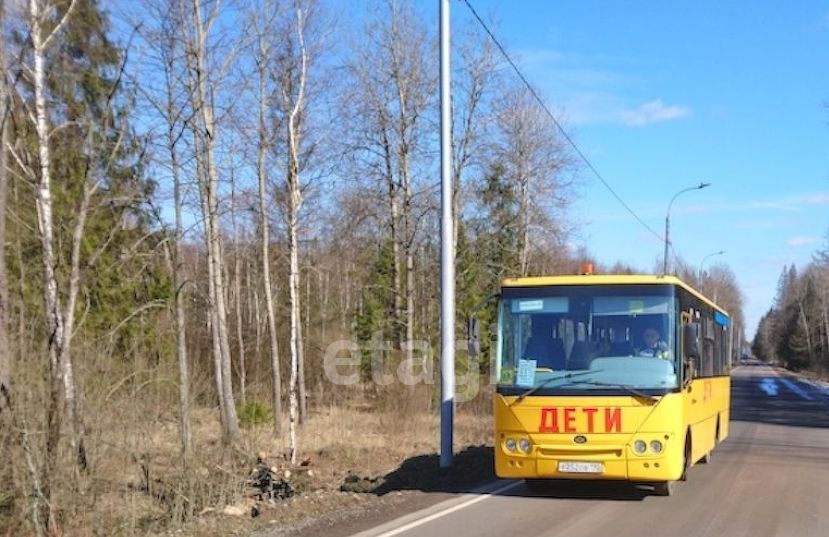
top-left (350, 362), bottom-right (829, 537)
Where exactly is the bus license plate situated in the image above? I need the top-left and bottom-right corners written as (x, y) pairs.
top-left (558, 461), bottom-right (604, 473)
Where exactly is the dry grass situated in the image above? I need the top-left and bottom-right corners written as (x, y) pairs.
top-left (1, 363), bottom-right (495, 537)
top-left (288, 392), bottom-right (492, 483)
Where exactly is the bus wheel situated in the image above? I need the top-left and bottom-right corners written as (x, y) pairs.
top-left (701, 419), bottom-right (719, 464)
top-left (680, 433), bottom-right (691, 481)
top-left (653, 481), bottom-right (676, 496)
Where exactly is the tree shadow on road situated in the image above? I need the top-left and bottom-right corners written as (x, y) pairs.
top-left (358, 445), bottom-right (651, 501)
top-left (367, 445), bottom-right (495, 495)
top-left (731, 374), bottom-right (829, 428)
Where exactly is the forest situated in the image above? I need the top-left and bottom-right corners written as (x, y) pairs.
top-left (0, 1), bottom-right (747, 535)
top-left (752, 245), bottom-right (829, 375)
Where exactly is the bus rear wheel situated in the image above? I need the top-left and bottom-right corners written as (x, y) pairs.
top-left (653, 481), bottom-right (676, 496)
top-left (701, 418), bottom-right (719, 464)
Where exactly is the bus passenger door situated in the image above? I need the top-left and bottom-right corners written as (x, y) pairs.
top-left (682, 318), bottom-right (706, 463)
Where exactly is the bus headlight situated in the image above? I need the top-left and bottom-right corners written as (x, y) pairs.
top-left (650, 440), bottom-right (663, 454)
top-left (518, 438), bottom-right (531, 453)
top-left (633, 440), bottom-right (647, 454)
top-left (505, 438), bottom-right (517, 452)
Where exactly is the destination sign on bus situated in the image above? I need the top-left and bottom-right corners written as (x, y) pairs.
top-left (538, 406), bottom-right (623, 433)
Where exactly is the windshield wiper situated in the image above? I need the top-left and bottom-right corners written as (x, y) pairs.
top-left (575, 380), bottom-right (659, 404)
top-left (510, 370), bottom-right (604, 407)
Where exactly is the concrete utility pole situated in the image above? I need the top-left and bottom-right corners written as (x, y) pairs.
top-left (439, 0), bottom-right (455, 468)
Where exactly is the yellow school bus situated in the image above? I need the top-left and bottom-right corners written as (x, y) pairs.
top-left (491, 274), bottom-right (731, 496)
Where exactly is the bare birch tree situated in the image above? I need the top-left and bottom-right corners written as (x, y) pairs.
top-left (231, 173), bottom-right (247, 406)
top-left (16, 1), bottom-right (126, 530)
top-left (249, 0), bottom-right (284, 433)
top-left (270, 0), bottom-right (318, 463)
top-left (286, 0), bottom-right (309, 465)
top-left (388, 3), bottom-right (435, 363)
top-left (492, 86), bottom-right (572, 276)
top-left (345, 1), bottom-right (436, 358)
top-left (452, 30), bottom-right (496, 253)
top-left (343, 45), bottom-right (404, 347)
top-left (134, 0), bottom-right (195, 464)
top-left (182, 0), bottom-right (239, 440)
top-left (3, 1), bottom-right (158, 528)
top-left (26, 0), bottom-right (86, 488)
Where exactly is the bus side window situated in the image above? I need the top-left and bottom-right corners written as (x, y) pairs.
top-left (702, 339), bottom-right (714, 376)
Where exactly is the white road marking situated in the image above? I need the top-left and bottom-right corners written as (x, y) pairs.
top-left (807, 379), bottom-right (829, 395)
top-left (354, 480), bottom-right (522, 537)
top-left (759, 378), bottom-right (778, 396)
top-left (777, 377), bottom-right (815, 401)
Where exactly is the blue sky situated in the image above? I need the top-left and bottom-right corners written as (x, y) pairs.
top-left (112, 0), bottom-right (829, 339)
top-left (451, 0), bottom-right (829, 337)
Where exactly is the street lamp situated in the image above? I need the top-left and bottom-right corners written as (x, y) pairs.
top-left (698, 250), bottom-right (725, 283)
top-left (663, 182), bottom-right (710, 275)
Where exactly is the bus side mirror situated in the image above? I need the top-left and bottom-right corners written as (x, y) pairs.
top-left (468, 317), bottom-right (481, 357)
top-left (683, 357), bottom-right (695, 388)
top-left (682, 323), bottom-right (700, 387)
top-left (683, 323), bottom-right (701, 360)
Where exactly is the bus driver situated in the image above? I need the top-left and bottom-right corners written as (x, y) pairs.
top-left (639, 327), bottom-right (670, 359)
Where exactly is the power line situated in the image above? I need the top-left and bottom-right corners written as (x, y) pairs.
top-left (459, 0), bottom-right (664, 244)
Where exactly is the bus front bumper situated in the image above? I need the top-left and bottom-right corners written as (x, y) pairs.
top-left (495, 432), bottom-right (683, 483)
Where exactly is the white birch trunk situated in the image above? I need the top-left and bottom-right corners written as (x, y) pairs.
top-left (193, 136), bottom-right (226, 428)
top-left (286, 0), bottom-right (309, 465)
top-left (255, 27), bottom-right (283, 434)
top-left (261, 150), bottom-right (282, 435)
top-left (252, 271), bottom-right (262, 366)
top-left (190, 0), bottom-right (239, 439)
top-left (28, 0), bottom-right (79, 528)
top-left (231, 183), bottom-right (246, 406)
top-left (288, 197), bottom-right (300, 464)
top-left (298, 275), bottom-right (307, 423)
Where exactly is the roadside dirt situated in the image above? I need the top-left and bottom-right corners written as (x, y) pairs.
top-left (165, 445), bottom-right (495, 537)
top-left (136, 401), bottom-right (496, 537)
top-left (246, 445), bottom-right (495, 537)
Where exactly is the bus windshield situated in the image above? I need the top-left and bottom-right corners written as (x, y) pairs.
top-left (496, 284), bottom-right (679, 392)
